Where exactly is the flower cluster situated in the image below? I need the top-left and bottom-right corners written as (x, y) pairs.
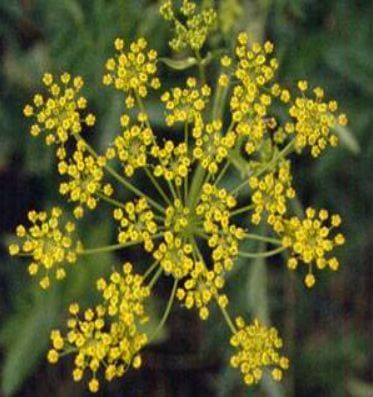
top-left (154, 232), bottom-right (194, 279)
top-left (160, 0), bottom-right (217, 52)
top-left (11, 0), bottom-right (349, 392)
top-left (114, 198), bottom-right (158, 252)
top-left (230, 34), bottom-right (279, 154)
top-left (177, 260), bottom-right (228, 320)
top-left (249, 160), bottom-right (295, 225)
top-left (161, 77), bottom-right (211, 127)
top-left (23, 73), bottom-right (95, 149)
top-left (151, 141), bottom-right (190, 186)
top-left (9, 207), bottom-right (81, 289)
top-left (107, 119), bottom-right (154, 177)
top-left (103, 38), bottom-right (160, 107)
top-left (287, 81), bottom-right (348, 157)
top-left (58, 140), bottom-right (113, 218)
top-left (47, 263), bottom-right (149, 393)
top-left (274, 208), bottom-right (345, 287)
top-left (193, 119), bottom-right (236, 174)
top-left (230, 318), bottom-right (289, 385)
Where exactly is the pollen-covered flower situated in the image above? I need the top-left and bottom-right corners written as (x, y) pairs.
top-left (9, 207), bottom-right (81, 289)
top-left (230, 318), bottom-right (289, 386)
top-left (161, 78), bottom-right (211, 127)
top-left (153, 232), bottom-right (194, 279)
top-left (274, 208), bottom-right (345, 287)
top-left (47, 263), bottom-right (149, 393)
top-left (230, 34), bottom-right (278, 154)
top-left (114, 198), bottom-right (158, 252)
top-left (197, 184), bottom-right (244, 270)
top-left (176, 260), bottom-right (228, 320)
top-left (23, 73), bottom-right (95, 148)
top-left (58, 140), bottom-right (113, 218)
top-left (107, 120), bottom-right (154, 177)
top-left (160, 0), bottom-right (217, 52)
top-left (103, 38), bottom-right (160, 106)
top-left (287, 81), bottom-right (348, 157)
top-left (151, 141), bottom-right (191, 186)
top-left (249, 160), bottom-right (295, 225)
top-left (193, 119), bottom-right (236, 174)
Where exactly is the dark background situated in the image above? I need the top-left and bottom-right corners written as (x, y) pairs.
top-left (0, 1), bottom-right (372, 396)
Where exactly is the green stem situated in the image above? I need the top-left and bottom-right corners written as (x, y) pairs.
top-left (188, 165), bottom-right (206, 208)
top-left (214, 160), bottom-right (230, 186)
top-left (167, 179), bottom-right (178, 201)
top-left (230, 204), bottom-right (254, 217)
top-left (149, 279), bottom-right (178, 342)
top-left (144, 167), bottom-right (172, 206)
top-left (143, 260), bottom-right (160, 280)
top-left (238, 246), bottom-right (285, 259)
top-left (243, 233), bottom-right (282, 246)
top-left (96, 191), bottom-right (126, 209)
top-left (195, 50), bottom-right (206, 84)
top-left (219, 304), bottom-right (237, 334)
top-left (79, 233), bottom-right (164, 255)
top-left (148, 266), bottom-right (163, 289)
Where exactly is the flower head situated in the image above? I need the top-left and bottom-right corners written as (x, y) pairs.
top-left (47, 263), bottom-right (149, 393)
top-left (230, 318), bottom-right (289, 385)
top-left (287, 82), bottom-right (348, 157)
top-left (103, 38), bottom-right (160, 106)
top-left (23, 73), bottom-right (95, 149)
top-left (274, 208), bottom-right (345, 287)
top-left (9, 207), bottom-right (81, 289)
top-left (160, 0), bottom-right (217, 52)
top-left (58, 140), bottom-right (113, 218)
top-left (114, 198), bottom-right (158, 252)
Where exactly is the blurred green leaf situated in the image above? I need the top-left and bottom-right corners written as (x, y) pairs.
top-left (333, 124), bottom-right (361, 155)
top-left (0, 290), bottom-right (59, 396)
top-left (347, 378), bottom-right (373, 397)
top-left (159, 56), bottom-right (198, 70)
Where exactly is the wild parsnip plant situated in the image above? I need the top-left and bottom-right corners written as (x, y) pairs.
top-left (8, 0), bottom-right (347, 393)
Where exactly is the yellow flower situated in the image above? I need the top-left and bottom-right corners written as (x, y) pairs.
top-left (230, 36), bottom-right (278, 154)
top-left (161, 78), bottom-right (211, 127)
top-left (23, 73), bottom-right (94, 149)
top-left (153, 232), bottom-right (194, 279)
top-left (230, 318), bottom-right (289, 385)
top-left (177, 260), bottom-right (228, 320)
top-left (151, 141), bottom-right (191, 186)
top-left (14, 1), bottom-right (349, 391)
top-left (103, 37), bottom-right (160, 106)
top-left (108, 121), bottom-right (154, 177)
top-left (58, 140), bottom-right (113, 218)
top-left (249, 160), bottom-right (295, 225)
top-left (288, 83), bottom-right (348, 156)
top-left (193, 119), bottom-right (236, 174)
top-left (160, 0), bottom-right (217, 51)
top-left (9, 207), bottom-right (81, 289)
top-left (115, 198), bottom-right (158, 252)
top-left (48, 263), bottom-right (149, 393)
top-left (274, 207), bottom-right (345, 287)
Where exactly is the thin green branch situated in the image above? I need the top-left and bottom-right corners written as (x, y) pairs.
top-left (149, 278), bottom-right (178, 342)
top-left (238, 246), bottom-right (285, 259)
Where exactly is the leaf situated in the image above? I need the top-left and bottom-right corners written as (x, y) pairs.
top-left (333, 124), bottom-right (361, 155)
top-left (247, 245), bottom-right (269, 324)
top-left (63, 0), bottom-right (85, 26)
top-left (347, 378), bottom-right (373, 397)
top-left (159, 56), bottom-right (198, 70)
top-left (0, 290), bottom-right (59, 396)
